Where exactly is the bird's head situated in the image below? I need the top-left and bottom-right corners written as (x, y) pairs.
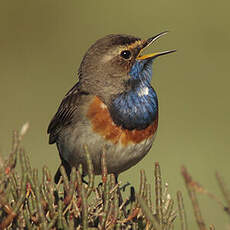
top-left (78, 32), bottom-right (175, 100)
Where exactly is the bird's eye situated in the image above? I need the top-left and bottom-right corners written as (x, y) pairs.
top-left (120, 50), bottom-right (131, 59)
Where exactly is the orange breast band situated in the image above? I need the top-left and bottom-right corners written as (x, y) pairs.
top-left (87, 96), bottom-right (158, 146)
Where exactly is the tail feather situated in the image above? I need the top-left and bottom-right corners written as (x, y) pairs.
top-left (54, 159), bottom-right (71, 184)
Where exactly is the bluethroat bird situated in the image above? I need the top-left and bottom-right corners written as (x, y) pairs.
top-left (48, 32), bottom-right (175, 183)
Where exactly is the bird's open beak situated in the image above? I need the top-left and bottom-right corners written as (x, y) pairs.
top-left (136, 31), bottom-right (176, 60)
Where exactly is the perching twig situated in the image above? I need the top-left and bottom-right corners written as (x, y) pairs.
top-left (181, 166), bottom-right (207, 230)
top-left (177, 191), bottom-right (188, 230)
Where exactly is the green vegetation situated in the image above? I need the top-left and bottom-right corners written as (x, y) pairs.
top-left (0, 125), bottom-right (229, 229)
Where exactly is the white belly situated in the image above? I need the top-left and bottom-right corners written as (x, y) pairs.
top-left (57, 124), bottom-right (156, 175)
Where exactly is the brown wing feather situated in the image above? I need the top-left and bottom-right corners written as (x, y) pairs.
top-left (47, 82), bottom-right (81, 144)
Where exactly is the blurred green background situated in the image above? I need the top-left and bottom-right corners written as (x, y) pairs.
top-left (1, 0), bottom-right (230, 228)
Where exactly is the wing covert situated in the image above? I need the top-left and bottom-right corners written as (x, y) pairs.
top-left (47, 82), bottom-right (81, 144)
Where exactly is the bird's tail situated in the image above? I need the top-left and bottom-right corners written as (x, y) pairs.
top-left (54, 159), bottom-right (71, 184)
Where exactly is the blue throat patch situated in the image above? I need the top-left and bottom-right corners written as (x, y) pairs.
top-left (110, 59), bottom-right (158, 130)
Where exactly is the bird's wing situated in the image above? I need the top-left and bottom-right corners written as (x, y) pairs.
top-left (47, 82), bottom-right (82, 144)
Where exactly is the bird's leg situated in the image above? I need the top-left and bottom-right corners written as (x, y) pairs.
top-left (120, 182), bottom-right (131, 192)
top-left (81, 175), bottom-right (89, 185)
top-left (115, 174), bottom-right (128, 217)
